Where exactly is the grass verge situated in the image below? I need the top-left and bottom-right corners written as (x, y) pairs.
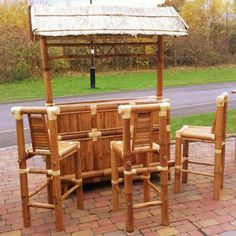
top-left (0, 65), bottom-right (236, 102)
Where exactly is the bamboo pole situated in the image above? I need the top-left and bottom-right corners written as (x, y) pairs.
top-left (74, 150), bottom-right (83, 209)
top-left (28, 202), bottom-right (55, 209)
top-left (143, 152), bottom-right (151, 202)
top-left (182, 140), bottom-right (189, 183)
top-left (174, 132), bottom-right (181, 194)
top-left (181, 169), bottom-right (214, 177)
top-left (133, 201), bottom-right (162, 209)
top-left (111, 146), bottom-right (120, 212)
top-left (213, 96), bottom-right (224, 200)
top-left (123, 118), bottom-right (134, 233)
top-left (231, 90), bottom-right (236, 160)
top-left (159, 107), bottom-right (169, 225)
top-left (16, 116), bottom-right (31, 227)
top-left (47, 108), bottom-right (64, 231)
top-left (40, 37), bottom-right (53, 105)
top-left (46, 154), bottom-right (54, 204)
top-left (221, 94), bottom-right (228, 187)
top-left (157, 36), bottom-right (164, 99)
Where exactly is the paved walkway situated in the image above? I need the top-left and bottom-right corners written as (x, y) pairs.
top-left (1, 139), bottom-right (236, 236)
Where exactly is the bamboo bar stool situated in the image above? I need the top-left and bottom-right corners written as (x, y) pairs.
top-left (11, 106), bottom-right (83, 232)
top-left (174, 92), bottom-right (228, 200)
top-left (110, 102), bottom-right (170, 233)
top-left (231, 90), bottom-right (236, 160)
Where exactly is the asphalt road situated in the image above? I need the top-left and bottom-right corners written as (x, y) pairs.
top-left (1, 82), bottom-right (236, 147)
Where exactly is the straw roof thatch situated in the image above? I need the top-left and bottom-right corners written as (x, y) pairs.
top-left (30, 4), bottom-right (189, 38)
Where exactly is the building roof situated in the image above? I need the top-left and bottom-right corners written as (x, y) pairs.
top-left (30, 4), bottom-right (189, 38)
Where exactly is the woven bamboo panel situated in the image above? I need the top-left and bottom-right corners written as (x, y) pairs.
top-left (57, 97), bottom-right (169, 182)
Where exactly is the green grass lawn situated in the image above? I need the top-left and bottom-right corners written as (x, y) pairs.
top-left (0, 65), bottom-right (236, 102)
top-left (170, 109), bottom-right (236, 139)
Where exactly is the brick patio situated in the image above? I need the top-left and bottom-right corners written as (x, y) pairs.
top-left (1, 138), bottom-right (236, 236)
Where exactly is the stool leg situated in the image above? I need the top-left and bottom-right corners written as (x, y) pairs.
top-left (16, 118), bottom-right (31, 227)
top-left (174, 134), bottom-right (182, 193)
top-left (182, 140), bottom-right (189, 183)
top-left (214, 142), bottom-right (222, 200)
top-left (221, 142), bottom-right (225, 188)
top-left (111, 147), bottom-right (120, 212)
top-left (124, 170), bottom-right (134, 233)
top-left (74, 150), bottom-right (83, 209)
top-left (143, 152), bottom-right (151, 202)
top-left (46, 154), bottom-right (54, 204)
top-left (20, 171), bottom-right (31, 227)
top-left (53, 175), bottom-right (64, 231)
top-left (160, 165), bottom-right (169, 225)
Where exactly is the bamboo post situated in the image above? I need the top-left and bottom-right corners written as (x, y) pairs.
top-left (231, 90), bottom-right (236, 160)
top-left (221, 93), bottom-right (228, 187)
top-left (47, 107), bottom-right (64, 231)
top-left (182, 140), bottom-right (189, 183)
top-left (157, 36), bottom-right (164, 99)
top-left (111, 144), bottom-right (120, 212)
top-left (213, 95), bottom-right (224, 200)
top-left (174, 131), bottom-right (181, 194)
top-left (12, 108), bottom-right (31, 227)
top-left (40, 37), bottom-right (53, 105)
top-left (46, 154), bottom-right (54, 204)
top-left (123, 118), bottom-right (134, 233)
top-left (74, 148), bottom-right (84, 209)
top-left (159, 105), bottom-right (169, 225)
top-left (90, 105), bottom-right (98, 170)
top-left (143, 152), bottom-right (151, 202)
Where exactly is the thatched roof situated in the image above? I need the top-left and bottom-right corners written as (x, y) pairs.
top-left (30, 4), bottom-right (189, 38)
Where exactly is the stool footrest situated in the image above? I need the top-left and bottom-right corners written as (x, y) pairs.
top-left (181, 169), bottom-right (214, 177)
top-left (28, 202), bottom-right (55, 209)
top-left (134, 200), bottom-right (162, 209)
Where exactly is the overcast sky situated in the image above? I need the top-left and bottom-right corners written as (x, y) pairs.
top-left (39, 0), bottom-right (165, 7)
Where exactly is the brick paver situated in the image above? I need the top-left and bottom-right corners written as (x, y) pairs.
top-left (0, 139), bottom-right (236, 235)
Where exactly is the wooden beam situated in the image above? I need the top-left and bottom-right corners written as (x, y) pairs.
top-left (157, 36), bottom-right (164, 99)
top-left (40, 37), bottom-right (54, 105)
top-left (47, 42), bottom-right (157, 47)
top-left (28, 6), bottom-right (33, 41)
top-left (49, 53), bottom-right (156, 60)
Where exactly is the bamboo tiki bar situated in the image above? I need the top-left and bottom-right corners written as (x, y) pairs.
top-left (13, 4), bottom-right (189, 232)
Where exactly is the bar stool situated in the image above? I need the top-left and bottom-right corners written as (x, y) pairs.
top-left (174, 92), bottom-right (228, 200)
top-left (110, 102), bottom-right (170, 233)
top-left (12, 106), bottom-right (83, 232)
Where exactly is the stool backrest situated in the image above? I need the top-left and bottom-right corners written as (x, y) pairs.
top-left (132, 111), bottom-right (154, 151)
top-left (28, 114), bottom-right (51, 151)
top-left (211, 93), bottom-right (228, 139)
top-left (118, 102), bottom-right (169, 155)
